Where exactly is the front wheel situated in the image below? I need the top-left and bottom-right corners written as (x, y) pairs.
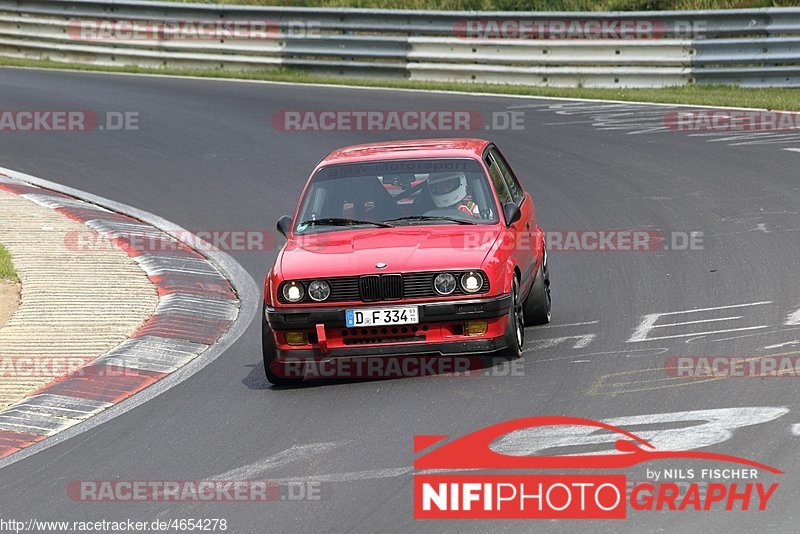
top-left (502, 276), bottom-right (525, 359)
top-left (524, 248), bottom-right (551, 326)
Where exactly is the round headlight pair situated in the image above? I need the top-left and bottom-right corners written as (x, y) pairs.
top-left (282, 280), bottom-right (331, 302)
top-left (433, 272), bottom-right (483, 295)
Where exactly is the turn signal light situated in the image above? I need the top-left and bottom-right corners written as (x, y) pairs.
top-left (464, 321), bottom-right (488, 336)
top-left (285, 331), bottom-right (308, 346)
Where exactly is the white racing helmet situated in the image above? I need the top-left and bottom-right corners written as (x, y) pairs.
top-left (428, 172), bottom-right (467, 208)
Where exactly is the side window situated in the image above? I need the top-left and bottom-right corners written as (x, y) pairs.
top-left (490, 148), bottom-right (525, 205)
top-left (485, 153), bottom-right (511, 207)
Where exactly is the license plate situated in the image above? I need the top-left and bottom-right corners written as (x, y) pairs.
top-left (346, 306), bottom-right (419, 327)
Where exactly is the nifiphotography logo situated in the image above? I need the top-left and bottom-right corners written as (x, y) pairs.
top-left (413, 416), bottom-right (781, 520)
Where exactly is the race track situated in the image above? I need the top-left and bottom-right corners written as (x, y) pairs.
top-left (1, 67), bottom-right (799, 532)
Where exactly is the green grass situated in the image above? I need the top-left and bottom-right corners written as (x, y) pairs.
top-left (0, 244), bottom-right (16, 282)
top-left (2, 56), bottom-right (798, 110)
top-left (164, 0), bottom-right (798, 10)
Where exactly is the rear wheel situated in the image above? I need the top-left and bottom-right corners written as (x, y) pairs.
top-left (524, 248), bottom-right (551, 326)
top-left (263, 314), bottom-right (303, 386)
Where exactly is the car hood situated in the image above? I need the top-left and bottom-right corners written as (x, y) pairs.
top-left (280, 226), bottom-right (500, 278)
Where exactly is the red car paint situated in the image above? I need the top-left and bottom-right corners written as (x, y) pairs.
top-left (264, 138), bottom-right (545, 375)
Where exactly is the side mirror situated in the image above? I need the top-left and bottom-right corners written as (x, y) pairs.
top-left (503, 202), bottom-right (521, 226)
top-left (277, 215), bottom-right (292, 238)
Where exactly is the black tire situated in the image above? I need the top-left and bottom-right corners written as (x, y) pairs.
top-left (503, 276), bottom-right (525, 359)
top-left (263, 314), bottom-right (304, 386)
top-left (524, 248), bottom-right (551, 326)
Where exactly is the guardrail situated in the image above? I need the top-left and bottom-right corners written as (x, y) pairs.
top-left (0, 0), bottom-right (799, 87)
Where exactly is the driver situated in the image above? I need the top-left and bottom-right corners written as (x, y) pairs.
top-left (427, 172), bottom-right (480, 218)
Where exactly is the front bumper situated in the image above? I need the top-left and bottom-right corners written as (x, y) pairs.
top-left (265, 294), bottom-right (512, 362)
top-left (266, 294), bottom-right (512, 330)
top-left (275, 336), bottom-right (509, 361)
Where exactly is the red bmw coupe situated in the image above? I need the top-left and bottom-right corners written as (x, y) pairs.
top-left (263, 138), bottom-right (551, 385)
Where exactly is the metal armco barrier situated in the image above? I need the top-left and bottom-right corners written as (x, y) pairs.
top-left (0, 0), bottom-right (799, 87)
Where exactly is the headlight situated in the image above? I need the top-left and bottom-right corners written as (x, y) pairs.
top-left (282, 282), bottom-right (305, 302)
top-left (307, 280), bottom-right (331, 302)
top-left (433, 273), bottom-right (457, 295)
top-left (460, 272), bottom-right (483, 293)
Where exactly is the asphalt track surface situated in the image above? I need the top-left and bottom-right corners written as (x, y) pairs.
top-left (1, 67), bottom-right (799, 533)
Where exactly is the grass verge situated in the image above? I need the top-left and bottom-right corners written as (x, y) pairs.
top-left (0, 244), bottom-right (16, 282)
top-left (1, 56), bottom-right (798, 111)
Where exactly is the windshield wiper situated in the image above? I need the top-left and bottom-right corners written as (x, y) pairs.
top-left (382, 215), bottom-right (478, 225)
top-left (297, 217), bottom-right (394, 229)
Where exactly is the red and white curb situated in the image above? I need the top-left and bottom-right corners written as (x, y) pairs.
top-left (0, 169), bottom-right (256, 462)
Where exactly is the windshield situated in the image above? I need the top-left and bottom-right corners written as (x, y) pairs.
top-left (294, 158), bottom-right (499, 234)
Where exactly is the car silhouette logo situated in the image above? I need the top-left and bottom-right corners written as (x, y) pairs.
top-left (413, 416), bottom-right (782, 473)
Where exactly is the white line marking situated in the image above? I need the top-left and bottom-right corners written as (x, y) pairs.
top-left (685, 326), bottom-right (800, 344)
top-left (628, 301), bottom-right (771, 342)
top-left (274, 468), bottom-right (412, 484)
top-left (652, 317), bottom-right (742, 328)
top-left (493, 407), bottom-right (788, 457)
top-left (731, 136), bottom-right (800, 147)
top-left (524, 334), bottom-right (596, 351)
top-left (792, 424), bottom-right (800, 436)
top-left (571, 334), bottom-right (596, 349)
top-left (541, 120), bottom-right (597, 126)
top-left (628, 314), bottom-right (659, 342)
top-left (787, 306), bottom-right (800, 326)
top-left (119, 407), bottom-right (794, 486)
top-left (534, 347), bottom-right (669, 364)
top-left (272, 467), bottom-right (484, 485)
top-left (209, 442), bottom-right (347, 481)
top-left (764, 341), bottom-right (800, 350)
top-left (635, 326), bottom-right (768, 342)
top-left (784, 148), bottom-right (800, 153)
top-left (657, 301), bottom-right (771, 316)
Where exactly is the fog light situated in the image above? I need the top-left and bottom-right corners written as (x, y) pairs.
top-left (464, 320), bottom-right (488, 336)
top-left (285, 331), bottom-right (308, 346)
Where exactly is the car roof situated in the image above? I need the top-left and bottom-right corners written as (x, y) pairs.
top-left (319, 138), bottom-right (492, 166)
